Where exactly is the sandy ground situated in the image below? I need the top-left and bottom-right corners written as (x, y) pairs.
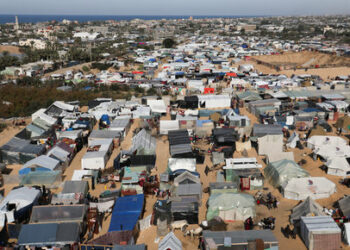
top-left (0, 45), bottom-right (22, 55)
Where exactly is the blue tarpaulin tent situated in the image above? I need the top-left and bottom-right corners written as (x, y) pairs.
top-left (108, 194), bottom-right (144, 232)
top-left (101, 114), bottom-right (110, 125)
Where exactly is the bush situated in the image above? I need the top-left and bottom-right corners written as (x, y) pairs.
top-left (82, 65), bottom-right (90, 72)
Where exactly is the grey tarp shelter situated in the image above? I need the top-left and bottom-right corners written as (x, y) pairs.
top-left (30, 204), bottom-right (87, 224)
top-left (202, 230), bottom-right (278, 249)
top-left (18, 222), bottom-right (80, 247)
top-left (158, 232), bottom-right (182, 250)
top-left (0, 137), bottom-right (45, 164)
top-left (338, 196), bottom-right (350, 217)
top-left (62, 180), bottom-right (89, 194)
top-left (290, 197), bottom-right (325, 224)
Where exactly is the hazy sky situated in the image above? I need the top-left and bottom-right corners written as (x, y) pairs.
top-left (1, 0), bottom-right (350, 16)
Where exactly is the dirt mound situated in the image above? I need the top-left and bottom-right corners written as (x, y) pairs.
top-left (252, 51), bottom-right (350, 70)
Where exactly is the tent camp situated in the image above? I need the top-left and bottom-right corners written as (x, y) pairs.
top-left (264, 159), bottom-right (309, 187)
top-left (197, 95), bottom-right (231, 109)
top-left (300, 216), bottom-right (341, 250)
top-left (290, 197), bottom-right (326, 224)
top-left (307, 136), bottom-right (347, 149)
top-left (325, 157), bottom-right (350, 177)
top-left (18, 222), bottom-right (80, 247)
top-left (207, 193), bottom-right (256, 222)
top-left (19, 155), bottom-right (60, 175)
top-left (344, 223), bottom-right (350, 245)
top-left (282, 177), bottom-right (336, 200)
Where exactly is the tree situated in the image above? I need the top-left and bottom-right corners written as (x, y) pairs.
top-left (82, 65), bottom-right (90, 72)
top-left (162, 38), bottom-right (176, 48)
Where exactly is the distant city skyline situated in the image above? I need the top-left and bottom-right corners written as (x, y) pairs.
top-left (0, 0), bottom-right (350, 16)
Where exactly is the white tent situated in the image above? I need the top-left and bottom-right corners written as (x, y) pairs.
top-left (326, 157), bottom-right (350, 177)
top-left (160, 120), bottom-right (179, 135)
top-left (148, 99), bottom-right (167, 114)
top-left (282, 177), bottom-right (336, 200)
top-left (167, 158), bottom-right (196, 172)
top-left (81, 139), bottom-right (113, 170)
top-left (197, 95), bottom-right (231, 109)
top-left (307, 136), bottom-right (347, 149)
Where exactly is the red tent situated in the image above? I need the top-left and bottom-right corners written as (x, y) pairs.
top-left (132, 71), bottom-right (144, 75)
top-left (226, 72), bottom-right (237, 77)
top-left (204, 88), bottom-right (215, 94)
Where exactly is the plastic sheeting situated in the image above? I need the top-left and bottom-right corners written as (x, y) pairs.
top-left (264, 159), bottom-right (309, 187)
top-left (168, 158), bottom-right (196, 172)
top-left (282, 177), bottom-right (336, 200)
top-left (207, 193), bottom-right (255, 221)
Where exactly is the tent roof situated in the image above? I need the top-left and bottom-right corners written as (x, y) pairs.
top-left (18, 222), bottom-right (80, 246)
top-left (20, 155), bottom-right (60, 174)
top-left (290, 197), bottom-right (325, 223)
top-left (61, 180), bottom-right (88, 194)
top-left (338, 196), bottom-right (350, 217)
top-left (109, 194), bottom-right (144, 232)
top-left (0, 187), bottom-right (41, 212)
top-left (158, 232), bottom-right (182, 250)
top-left (30, 205), bottom-right (87, 224)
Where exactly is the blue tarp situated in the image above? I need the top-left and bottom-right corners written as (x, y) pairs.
top-left (196, 120), bottom-right (212, 127)
top-left (101, 114), bottom-right (110, 125)
top-left (108, 194), bottom-right (144, 232)
top-left (148, 58), bottom-right (156, 62)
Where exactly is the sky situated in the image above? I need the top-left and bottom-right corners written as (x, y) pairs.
top-left (0, 0), bottom-right (349, 16)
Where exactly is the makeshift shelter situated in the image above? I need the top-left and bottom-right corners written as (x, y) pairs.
top-left (0, 137), bottom-right (46, 164)
top-left (257, 134), bottom-right (283, 156)
top-left (207, 193), bottom-right (256, 222)
top-left (20, 171), bottom-right (62, 188)
top-left (158, 232), bottom-right (182, 250)
top-left (290, 197), bottom-right (326, 224)
top-left (197, 95), bottom-right (231, 109)
top-left (264, 159), bottom-right (309, 187)
top-left (85, 230), bottom-right (134, 246)
top-left (202, 230), bottom-right (279, 250)
top-left (62, 180), bottom-right (89, 195)
top-left (109, 117), bottom-right (131, 137)
top-left (18, 222), bottom-right (80, 247)
top-left (131, 129), bottom-right (156, 154)
top-left (168, 158), bottom-right (196, 173)
top-left (0, 187), bottom-right (41, 224)
top-left (19, 155), bottom-right (60, 175)
top-left (267, 151), bottom-right (295, 163)
top-left (109, 194), bottom-right (144, 232)
top-left (337, 196), bottom-right (350, 217)
top-left (81, 139), bottom-right (113, 170)
top-left (148, 99), bottom-right (167, 114)
top-left (325, 157), bottom-right (350, 177)
top-left (29, 205), bottom-right (87, 224)
top-left (282, 177), bottom-right (336, 200)
top-left (170, 196), bottom-right (199, 224)
top-left (160, 120), bottom-right (180, 135)
top-left (168, 130), bottom-right (192, 157)
top-left (300, 216), bottom-right (341, 250)
top-left (307, 136), bottom-right (347, 150)
top-left (252, 124), bottom-right (283, 137)
top-left (172, 172), bottom-right (202, 201)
